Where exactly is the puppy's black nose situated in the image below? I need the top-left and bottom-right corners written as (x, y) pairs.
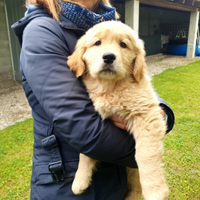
top-left (103, 53), bottom-right (116, 64)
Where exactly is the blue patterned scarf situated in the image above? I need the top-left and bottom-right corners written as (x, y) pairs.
top-left (61, 2), bottom-right (117, 31)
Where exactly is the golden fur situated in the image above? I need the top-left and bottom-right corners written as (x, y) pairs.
top-left (67, 21), bottom-right (168, 200)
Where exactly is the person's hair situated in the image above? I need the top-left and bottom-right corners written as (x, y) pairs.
top-left (25, 0), bottom-right (119, 21)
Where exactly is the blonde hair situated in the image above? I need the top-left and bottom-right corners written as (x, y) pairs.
top-left (25, 0), bottom-right (119, 21)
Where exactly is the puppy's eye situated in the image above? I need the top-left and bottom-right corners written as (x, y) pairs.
top-left (94, 40), bottom-right (101, 46)
top-left (120, 42), bottom-right (127, 48)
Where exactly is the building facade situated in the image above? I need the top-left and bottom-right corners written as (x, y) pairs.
top-left (0, 0), bottom-right (200, 81)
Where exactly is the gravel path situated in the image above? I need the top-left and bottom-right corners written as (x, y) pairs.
top-left (0, 54), bottom-right (200, 130)
top-left (0, 72), bottom-right (31, 130)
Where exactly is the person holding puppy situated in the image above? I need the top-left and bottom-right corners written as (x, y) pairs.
top-left (12, 0), bottom-right (174, 199)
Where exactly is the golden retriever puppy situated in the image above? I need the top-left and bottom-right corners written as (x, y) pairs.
top-left (67, 21), bottom-right (168, 200)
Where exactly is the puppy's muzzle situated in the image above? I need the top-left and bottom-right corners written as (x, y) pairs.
top-left (103, 53), bottom-right (116, 64)
top-left (99, 53), bottom-right (117, 75)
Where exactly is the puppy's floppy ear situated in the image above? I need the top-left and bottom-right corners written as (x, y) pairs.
top-left (132, 38), bottom-right (147, 83)
top-left (67, 36), bottom-right (87, 78)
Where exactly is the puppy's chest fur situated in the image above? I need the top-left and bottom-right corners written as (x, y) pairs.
top-left (83, 76), bottom-right (159, 121)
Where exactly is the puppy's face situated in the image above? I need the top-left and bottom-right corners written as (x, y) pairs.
top-left (82, 26), bottom-right (137, 81)
top-left (68, 21), bottom-right (146, 83)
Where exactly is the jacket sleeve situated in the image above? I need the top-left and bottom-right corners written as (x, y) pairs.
top-left (155, 92), bottom-right (175, 133)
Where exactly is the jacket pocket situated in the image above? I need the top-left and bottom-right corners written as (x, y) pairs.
top-left (32, 161), bottom-right (95, 200)
top-left (34, 161), bottom-right (77, 185)
top-left (32, 162), bottom-right (95, 200)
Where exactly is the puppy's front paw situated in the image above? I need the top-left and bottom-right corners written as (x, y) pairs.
top-left (72, 179), bottom-right (88, 195)
top-left (143, 184), bottom-right (168, 200)
top-left (72, 172), bottom-right (92, 195)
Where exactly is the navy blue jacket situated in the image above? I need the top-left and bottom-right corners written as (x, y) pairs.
top-left (12, 7), bottom-right (174, 200)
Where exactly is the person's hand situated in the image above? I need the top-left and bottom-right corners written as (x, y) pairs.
top-left (109, 115), bottom-right (127, 130)
top-left (160, 108), bottom-right (166, 120)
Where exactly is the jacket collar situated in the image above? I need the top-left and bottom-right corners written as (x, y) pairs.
top-left (59, 13), bottom-right (85, 32)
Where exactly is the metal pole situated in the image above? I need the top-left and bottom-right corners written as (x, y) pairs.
top-left (4, 0), bottom-right (16, 81)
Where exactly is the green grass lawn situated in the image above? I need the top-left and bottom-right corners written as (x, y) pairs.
top-left (0, 60), bottom-right (200, 199)
top-left (152, 60), bottom-right (200, 200)
top-left (0, 119), bottom-right (33, 200)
